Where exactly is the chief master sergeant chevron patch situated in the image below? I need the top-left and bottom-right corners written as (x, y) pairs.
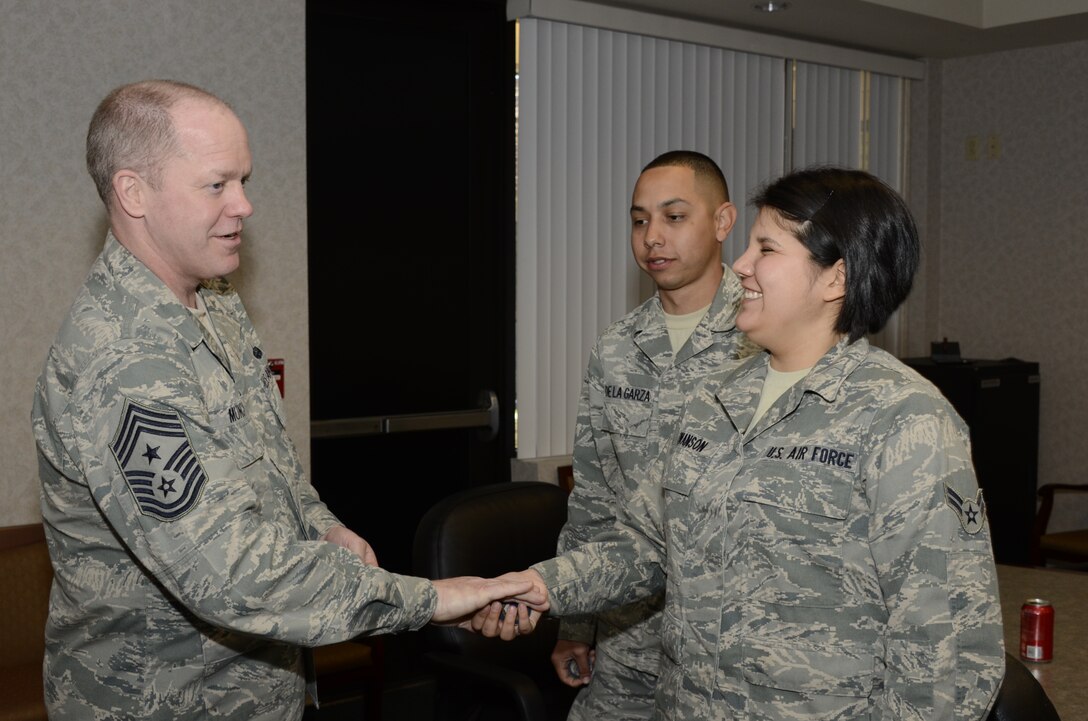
top-left (110, 399), bottom-right (208, 521)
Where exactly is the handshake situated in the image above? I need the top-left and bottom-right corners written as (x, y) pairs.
top-left (430, 569), bottom-right (550, 639)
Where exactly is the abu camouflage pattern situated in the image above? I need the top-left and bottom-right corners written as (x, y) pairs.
top-left (32, 234), bottom-right (437, 720)
top-left (537, 337), bottom-right (1004, 720)
top-left (557, 269), bottom-right (749, 718)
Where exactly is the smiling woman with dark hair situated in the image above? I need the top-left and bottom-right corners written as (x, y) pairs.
top-left (658, 166), bottom-right (1005, 720)
top-left (746, 166), bottom-right (920, 344)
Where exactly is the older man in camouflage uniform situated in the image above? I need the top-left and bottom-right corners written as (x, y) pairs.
top-left (551, 150), bottom-right (752, 719)
top-left (31, 79), bottom-right (534, 721)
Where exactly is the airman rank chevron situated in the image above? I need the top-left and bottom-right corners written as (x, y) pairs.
top-left (944, 484), bottom-right (986, 535)
top-left (110, 400), bottom-right (208, 522)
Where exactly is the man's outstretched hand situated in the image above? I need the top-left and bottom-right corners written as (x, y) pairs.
top-left (431, 572), bottom-right (549, 632)
top-left (462, 570), bottom-right (551, 640)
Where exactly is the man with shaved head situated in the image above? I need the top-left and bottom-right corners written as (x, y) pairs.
top-left (550, 150), bottom-right (754, 719)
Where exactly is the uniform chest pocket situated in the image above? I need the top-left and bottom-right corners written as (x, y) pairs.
top-left (601, 391), bottom-right (653, 438)
top-left (661, 439), bottom-right (710, 499)
top-left (226, 417), bottom-right (264, 467)
top-left (214, 412), bottom-right (264, 470)
top-left (736, 460), bottom-right (853, 607)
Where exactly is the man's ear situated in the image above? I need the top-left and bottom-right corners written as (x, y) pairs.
top-left (112, 170), bottom-right (147, 219)
top-left (714, 201), bottom-right (737, 242)
top-left (823, 259), bottom-right (847, 302)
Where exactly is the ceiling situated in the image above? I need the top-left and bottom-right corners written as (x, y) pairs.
top-left (585, 0), bottom-right (1088, 59)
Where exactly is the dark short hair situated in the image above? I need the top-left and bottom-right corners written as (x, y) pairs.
top-left (751, 166), bottom-right (919, 343)
top-left (642, 150), bottom-right (730, 203)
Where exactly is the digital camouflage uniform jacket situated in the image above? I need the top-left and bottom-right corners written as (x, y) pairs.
top-left (32, 235), bottom-right (437, 721)
top-left (537, 338), bottom-right (1005, 720)
top-left (557, 268), bottom-right (746, 683)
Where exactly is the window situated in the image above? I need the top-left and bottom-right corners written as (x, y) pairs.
top-left (514, 14), bottom-right (913, 458)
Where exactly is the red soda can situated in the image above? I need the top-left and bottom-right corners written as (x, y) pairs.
top-left (1020, 598), bottom-right (1054, 663)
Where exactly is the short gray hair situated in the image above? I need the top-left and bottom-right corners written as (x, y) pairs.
top-left (86, 79), bottom-right (230, 207)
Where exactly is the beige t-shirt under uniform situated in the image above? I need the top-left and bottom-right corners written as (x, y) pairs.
top-left (751, 365), bottom-right (811, 428)
top-left (664, 302), bottom-right (711, 354)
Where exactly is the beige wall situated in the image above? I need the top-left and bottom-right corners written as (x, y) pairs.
top-left (908, 41), bottom-right (1088, 532)
top-left (0, 0), bottom-right (309, 526)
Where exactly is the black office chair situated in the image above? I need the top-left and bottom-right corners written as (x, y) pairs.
top-left (986, 652), bottom-right (1060, 721)
top-left (1032, 483), bottom-right (1088, 567)
top-left (412, 481), bottom-right (580, 721)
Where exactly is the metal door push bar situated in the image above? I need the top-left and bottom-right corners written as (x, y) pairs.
top-left (311, 390), bottom-right (499, 441)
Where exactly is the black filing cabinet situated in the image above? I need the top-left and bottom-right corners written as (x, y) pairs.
top-left (903, 358), bottom-right (1041, 566)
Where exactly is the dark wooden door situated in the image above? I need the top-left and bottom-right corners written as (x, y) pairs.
top-left (306, 0), bottom-right (516, 577)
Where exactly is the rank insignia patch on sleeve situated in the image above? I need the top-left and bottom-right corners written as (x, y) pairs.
top-left (110, 400), bottom-right (208, 521)
top-left (944, 484), bottom-right (987, 535)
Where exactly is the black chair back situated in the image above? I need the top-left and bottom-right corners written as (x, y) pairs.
top-left (987, 652), bottom-right (1060, 721)
top-left (412, 481), bottom-right (579, 721)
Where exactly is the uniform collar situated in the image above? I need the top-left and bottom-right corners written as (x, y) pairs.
top-left (633, 265), bottom-right (743, 365)
top-left (798, 336), bottom-right (869, 403)
top-left (101, 231), bottom-right (220, 353)
top-left (715, 336), bottom-right (869, 433)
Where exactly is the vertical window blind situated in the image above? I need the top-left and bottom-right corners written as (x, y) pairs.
top-left (792, 62), bottom-right (906, 355)
top-left (516, 17), bottom-right (906, 459)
